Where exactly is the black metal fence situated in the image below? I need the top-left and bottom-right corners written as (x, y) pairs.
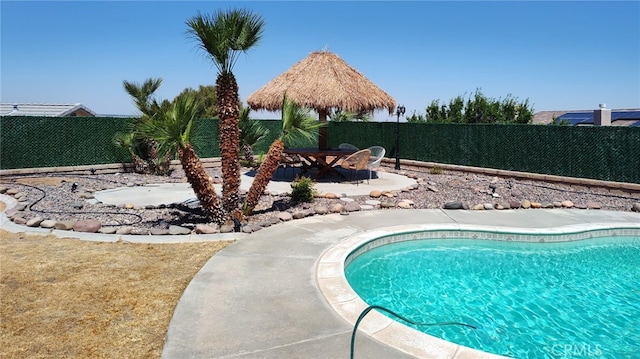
top-left (2, 116), bottom-right (639, 183)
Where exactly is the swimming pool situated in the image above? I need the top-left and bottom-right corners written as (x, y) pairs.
top-left (316, 223), bottom-right (640, 358)
top-left (345, 235), bottom-right (640, 358)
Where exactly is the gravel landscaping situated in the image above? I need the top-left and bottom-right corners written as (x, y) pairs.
top-left (2, 163), bottom-right (639, 235)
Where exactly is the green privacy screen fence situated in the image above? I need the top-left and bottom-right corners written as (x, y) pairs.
top-left (327, 122), bottom-right (640, 184)
top-left (0, 116), bottom-right (282, 169)
top-left (2, 116), bottom-right (639, 184)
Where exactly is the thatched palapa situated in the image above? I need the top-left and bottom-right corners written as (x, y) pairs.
top-left (247, 50), bottom-right (396, 148)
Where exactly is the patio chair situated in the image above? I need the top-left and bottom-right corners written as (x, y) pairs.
top-left (367, 146), bottom-right (386, 181)
top-left (339, 149), bottom-right (371, 185)
top-left (338, 143), bottom-right (359, 151)
top-left (334, 143), bottom-right (360, 167)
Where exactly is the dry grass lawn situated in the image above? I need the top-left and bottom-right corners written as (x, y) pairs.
top-left (0, 210), bottom-right (231, 359)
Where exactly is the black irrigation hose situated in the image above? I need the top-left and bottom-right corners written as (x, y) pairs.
top-left (2, 173), bottom-right (133, 186)
top-left (1, 181), bottom-right (143, 226)
top-left (350, 305), bottom-right (477, 359)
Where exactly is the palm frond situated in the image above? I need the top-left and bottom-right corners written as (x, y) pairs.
top-left (112, 131), bottom-right (136, 155)
top-left (186, 12), bottom-right (228, 73)
top-left (122, 78), bottom-right (163, 116)
top-left (186, 9), bottom-right (264, 74)
top-left (280, 95), bottom-right (325, 147)
top-left (136, 92), bottom-right (204, 158)
top-left (329, 109), bottom-right (372, 122)
top-left (239, 106), bottom-right (270, 148)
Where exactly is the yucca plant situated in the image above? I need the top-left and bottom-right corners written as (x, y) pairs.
top-left (242, 96), bottom-right (325, 216)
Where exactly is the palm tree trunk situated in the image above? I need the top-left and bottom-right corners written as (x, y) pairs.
top-left (243, 144), bottom-right (255, 167)
top-left (178, 144), bottom-right (226, 225)
top-left (217, 72), bottom-right (241, 214)
top-left (243, 139), bottom-right (285, 216)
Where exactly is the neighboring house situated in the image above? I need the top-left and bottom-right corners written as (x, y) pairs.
top-left (533, 108), bottom-right (640, 127)
top-left (0, 103), bottom-right (97, 117)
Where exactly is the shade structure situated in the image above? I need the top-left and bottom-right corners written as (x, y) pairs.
top-left (247, 50), bottom-right (396, 149)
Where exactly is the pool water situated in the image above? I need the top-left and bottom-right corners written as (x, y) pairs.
top-left (345, 236), bottom-right (640, 358)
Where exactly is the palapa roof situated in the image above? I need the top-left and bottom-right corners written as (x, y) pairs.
top-left (247, 51), bottom-right (396, 115)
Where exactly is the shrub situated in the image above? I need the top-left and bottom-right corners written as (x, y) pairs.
top-left (417, 88), bottom-right (534, 124)
top-left (429, 166), bottom-right (444, 175)
top-left (290, 176), bottom-right (317, 203)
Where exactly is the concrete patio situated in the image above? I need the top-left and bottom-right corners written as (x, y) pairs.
top-left (160, 209), bottom-right (640, 358)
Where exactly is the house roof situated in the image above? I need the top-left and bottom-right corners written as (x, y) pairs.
top-left (0, 103), bottom-right (97, 117)
top-left (556, 110), bottom-right (640, 126)
top-left (533, 108), bottom-right (640, 126)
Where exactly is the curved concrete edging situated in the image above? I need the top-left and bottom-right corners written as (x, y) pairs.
top-left (161, 208), bottom-right (640, 358)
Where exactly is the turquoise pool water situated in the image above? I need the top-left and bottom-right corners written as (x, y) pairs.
top-left (345, 236), bottom-right (640, 358)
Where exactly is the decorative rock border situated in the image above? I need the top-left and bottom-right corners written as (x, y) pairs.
top-left (0, 178), bottom-right (424, 236)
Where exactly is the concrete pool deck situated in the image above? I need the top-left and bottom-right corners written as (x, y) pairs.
top-left (160, 209), bottom-right (639, 359)
top-left (2, 194), bottom-right (639, 358)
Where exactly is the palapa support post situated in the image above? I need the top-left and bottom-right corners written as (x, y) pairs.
top-left (318, 108), bottom-right (328, 150)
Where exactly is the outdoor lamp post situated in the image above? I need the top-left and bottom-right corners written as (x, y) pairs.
top-left (395, 105), bottom-right (405, 170)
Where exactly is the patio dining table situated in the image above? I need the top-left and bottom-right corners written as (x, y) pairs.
top-left (283, 147), bottom-right (356, 179)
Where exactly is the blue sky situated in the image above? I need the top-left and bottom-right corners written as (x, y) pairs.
top-left (2, 1), bottom-right (639, 120)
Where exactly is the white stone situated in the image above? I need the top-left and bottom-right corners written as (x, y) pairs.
top-left (397, 201), bottom-right (412, 209)
top-left (277, 212), bottom-right (293, 221)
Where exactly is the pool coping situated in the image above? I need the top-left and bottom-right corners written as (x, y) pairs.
top-left (316, 222), bottom-right (640, 359)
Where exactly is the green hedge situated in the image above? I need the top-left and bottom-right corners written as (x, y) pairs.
top-left (2, 116), bottom-right (639, 184)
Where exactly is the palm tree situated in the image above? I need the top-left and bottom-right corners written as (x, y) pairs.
top-left (186, 9), bottom-right (265, 217)
top-left (123, 78), bottom-right (164, 116)
top-left (137, 92), bottom-right (226, 225)
top-left (243, 96), bottom-right (325, 216)
top-left (119, 78), bottom-right (175, 175)
top-left (239, 106), bottom-right (269, 167)
top-left (328, 109), bottom-right (372, 122)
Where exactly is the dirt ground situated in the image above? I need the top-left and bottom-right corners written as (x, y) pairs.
top-left (0, 209), bottom-right (231, 358)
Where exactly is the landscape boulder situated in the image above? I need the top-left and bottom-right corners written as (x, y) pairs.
top-left (73, 219), bottom-right (101, 233)
top-left (55, 220), bottom-right (77, 231)
top-left (443, 200), bottom-right (464, 210)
